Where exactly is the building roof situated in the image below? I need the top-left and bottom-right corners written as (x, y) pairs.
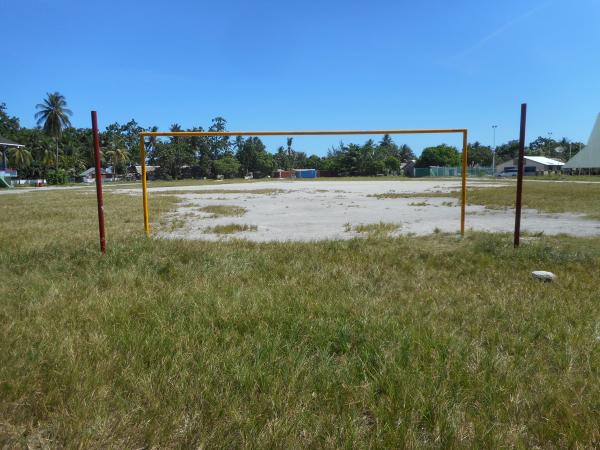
top-left (564, 113), bottom-right (600, 169)
top-left (134, 165), bottom-right (159, 174)
top-left (0, 136), bottom-right (24, 147)
top-left (80, 167), bottom-right (107, 176)
top-left (524, 156), bottom-right (564, 166)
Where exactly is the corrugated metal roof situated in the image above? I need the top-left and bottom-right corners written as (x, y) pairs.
top-left (524, 156), bottom-right (564, 166)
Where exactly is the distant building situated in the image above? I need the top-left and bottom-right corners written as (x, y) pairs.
top-left (132, 165), bottom-right (160, 180)
top-left (294, 169), bottom-right (318, 178)
top-left (272, 169), bottom-right (292, 179)
top-left (401, 160), bottom-right (416, 177)
top-left (79, 167), bottom-right (107, 182)
top-left (496, 156), bottom-right (564, 175)
top-left (563, 113), bottom-right (600, 174)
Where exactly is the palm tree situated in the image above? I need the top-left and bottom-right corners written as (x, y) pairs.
top-left (106, 147), bottom-right (129, 181)
top-left (286, 137), bottom-right (294, 170)
top-left (35, 92), bottom-right (73, 171)
top-left (9, 147), bottom-right (32, 169)
top-left (147, 126), bottom-right (158, 155)
top-left (41, 148), bottom-right (55, 172)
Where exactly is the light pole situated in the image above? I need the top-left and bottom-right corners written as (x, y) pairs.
top-left (492, 125), bottom-right (498, 175)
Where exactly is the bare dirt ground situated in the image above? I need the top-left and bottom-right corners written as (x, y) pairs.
top-left (114, 179), bottom-right (600, 241)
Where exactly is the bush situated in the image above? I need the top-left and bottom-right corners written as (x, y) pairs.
top-left (47, 169), bottom-right (68, 185)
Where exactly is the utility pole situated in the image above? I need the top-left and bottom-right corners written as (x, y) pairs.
top-left (492, 125), bottom-right (498, 175)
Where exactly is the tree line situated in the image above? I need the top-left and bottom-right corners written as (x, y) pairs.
top-left (0, 93), bottom-right (585, 182)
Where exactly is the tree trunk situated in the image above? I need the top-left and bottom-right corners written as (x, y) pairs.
top-left (55, 138), bottom-right (59, 171)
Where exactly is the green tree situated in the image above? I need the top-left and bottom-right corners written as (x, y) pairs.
top-left (106, 147), bottom-right (129, 180)
top-left (274, 146), bottom-right (290, 170)
top-left (9, 146), bottom-right (32, 169)
top-left (208, 117), bottom-right (231, 158)
top-left (495, 140), bottom-right (521, 163)
top-left (35, 92), bottom-right (73, 171)
top-left (104, 120), bottom-right (142, 163)
top-left (398, 144), bottom-right (416, 163)
top-left (467, 142), bottom-right (493, 166)
top-left (236, 137), bottom-right (272, 176)
top-left (416, 144), bottom-right (460, 167)
top-left (0, 102), bottom-right (21, 139)
top-left (383, 155), bottom-right (400, 174)
top-left (213, 156), bottom-right (240, 178)
top-left (285, 137), bottom-right (295, 169)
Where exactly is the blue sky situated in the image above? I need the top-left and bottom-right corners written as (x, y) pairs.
top-left (2, 0), bottom-right (599, 155)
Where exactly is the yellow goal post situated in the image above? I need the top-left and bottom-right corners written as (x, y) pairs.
top-left (138, 128), bottom-right (469, 236)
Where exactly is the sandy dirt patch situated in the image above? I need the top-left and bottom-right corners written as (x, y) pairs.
top-left (113, 179), bottom-right (600, 241)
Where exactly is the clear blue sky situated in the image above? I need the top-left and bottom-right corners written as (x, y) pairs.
top-left (2, 0), bottom-right (599, 155)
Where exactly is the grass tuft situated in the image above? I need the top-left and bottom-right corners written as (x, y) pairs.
top-left (353, 222), bottom-right (400, 237)
top-left (198, 205), bottom-right (247, 218)
top-left (204, 223), bottom-right (257, 234)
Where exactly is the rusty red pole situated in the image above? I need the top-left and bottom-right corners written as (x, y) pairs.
top-left (91, 111), bottom-right (106, 254)
top-left (514, 103), bottom-right (527, 248)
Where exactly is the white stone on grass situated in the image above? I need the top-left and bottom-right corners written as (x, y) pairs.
top-left (531, 271), bottom-right (556, 282)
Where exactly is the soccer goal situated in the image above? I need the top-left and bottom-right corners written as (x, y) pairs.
top-left (138, 128), bottom-right (469, 236)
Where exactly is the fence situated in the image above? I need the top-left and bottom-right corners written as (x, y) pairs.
top-left (412, 166), bottom-right (494, 177)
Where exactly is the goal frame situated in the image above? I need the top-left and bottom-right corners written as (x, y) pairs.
top-left (138, 128), bottom-right (469, 236)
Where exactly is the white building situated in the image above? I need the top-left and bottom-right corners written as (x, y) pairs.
top-left (563, 113), bottom-right (600, 174)
top-left (496, 156), bottom-right (564, 175)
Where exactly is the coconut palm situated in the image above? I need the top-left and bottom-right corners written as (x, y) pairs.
top-left (35, 92), bottom-right (73, 171)
top-left (9, 146), bottom-right (32, 169)
top-left (147, 126), bottom-right (158, 156)
top-left (41, 148), bottom-right (55, 170)
top-left (106, 147), bottom-right (129, 181)
top-left (286, 137), bottom-right (294, 170)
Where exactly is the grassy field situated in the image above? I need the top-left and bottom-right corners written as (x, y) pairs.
top-left (1, 187), bottom-right (600, 448)
top-left (374, 179), bottom-right (600, 220)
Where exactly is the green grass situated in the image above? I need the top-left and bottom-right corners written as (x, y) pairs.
top-left (465, 182), bottom-right (600, 219)
top-left (197, 205), bottom-right (247, 218)
top-left (1, 189), bottom-right (600, 448)
top-left (373, 180), bottom-right (600, 219)
top-left (204, 223), bottom-right (257, 234)
top-left (353, 222), bottom-right (400, 237)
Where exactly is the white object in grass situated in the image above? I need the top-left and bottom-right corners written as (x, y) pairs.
top-left (531, 271), bottom-right (556, 282)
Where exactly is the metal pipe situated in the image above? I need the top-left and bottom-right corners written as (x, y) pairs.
top-left (91, 111), bottom-right (106, 254)
top-left (492, 125), bottom-right (497, 175)
top-left (461, 130), bottom-right (468, 235)
top-left (140, 135), bottom-right (150, 236)
top-left (140, 128), bottom-right (467, 137)
top-left (514, 104), bottom-right (527, 248)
